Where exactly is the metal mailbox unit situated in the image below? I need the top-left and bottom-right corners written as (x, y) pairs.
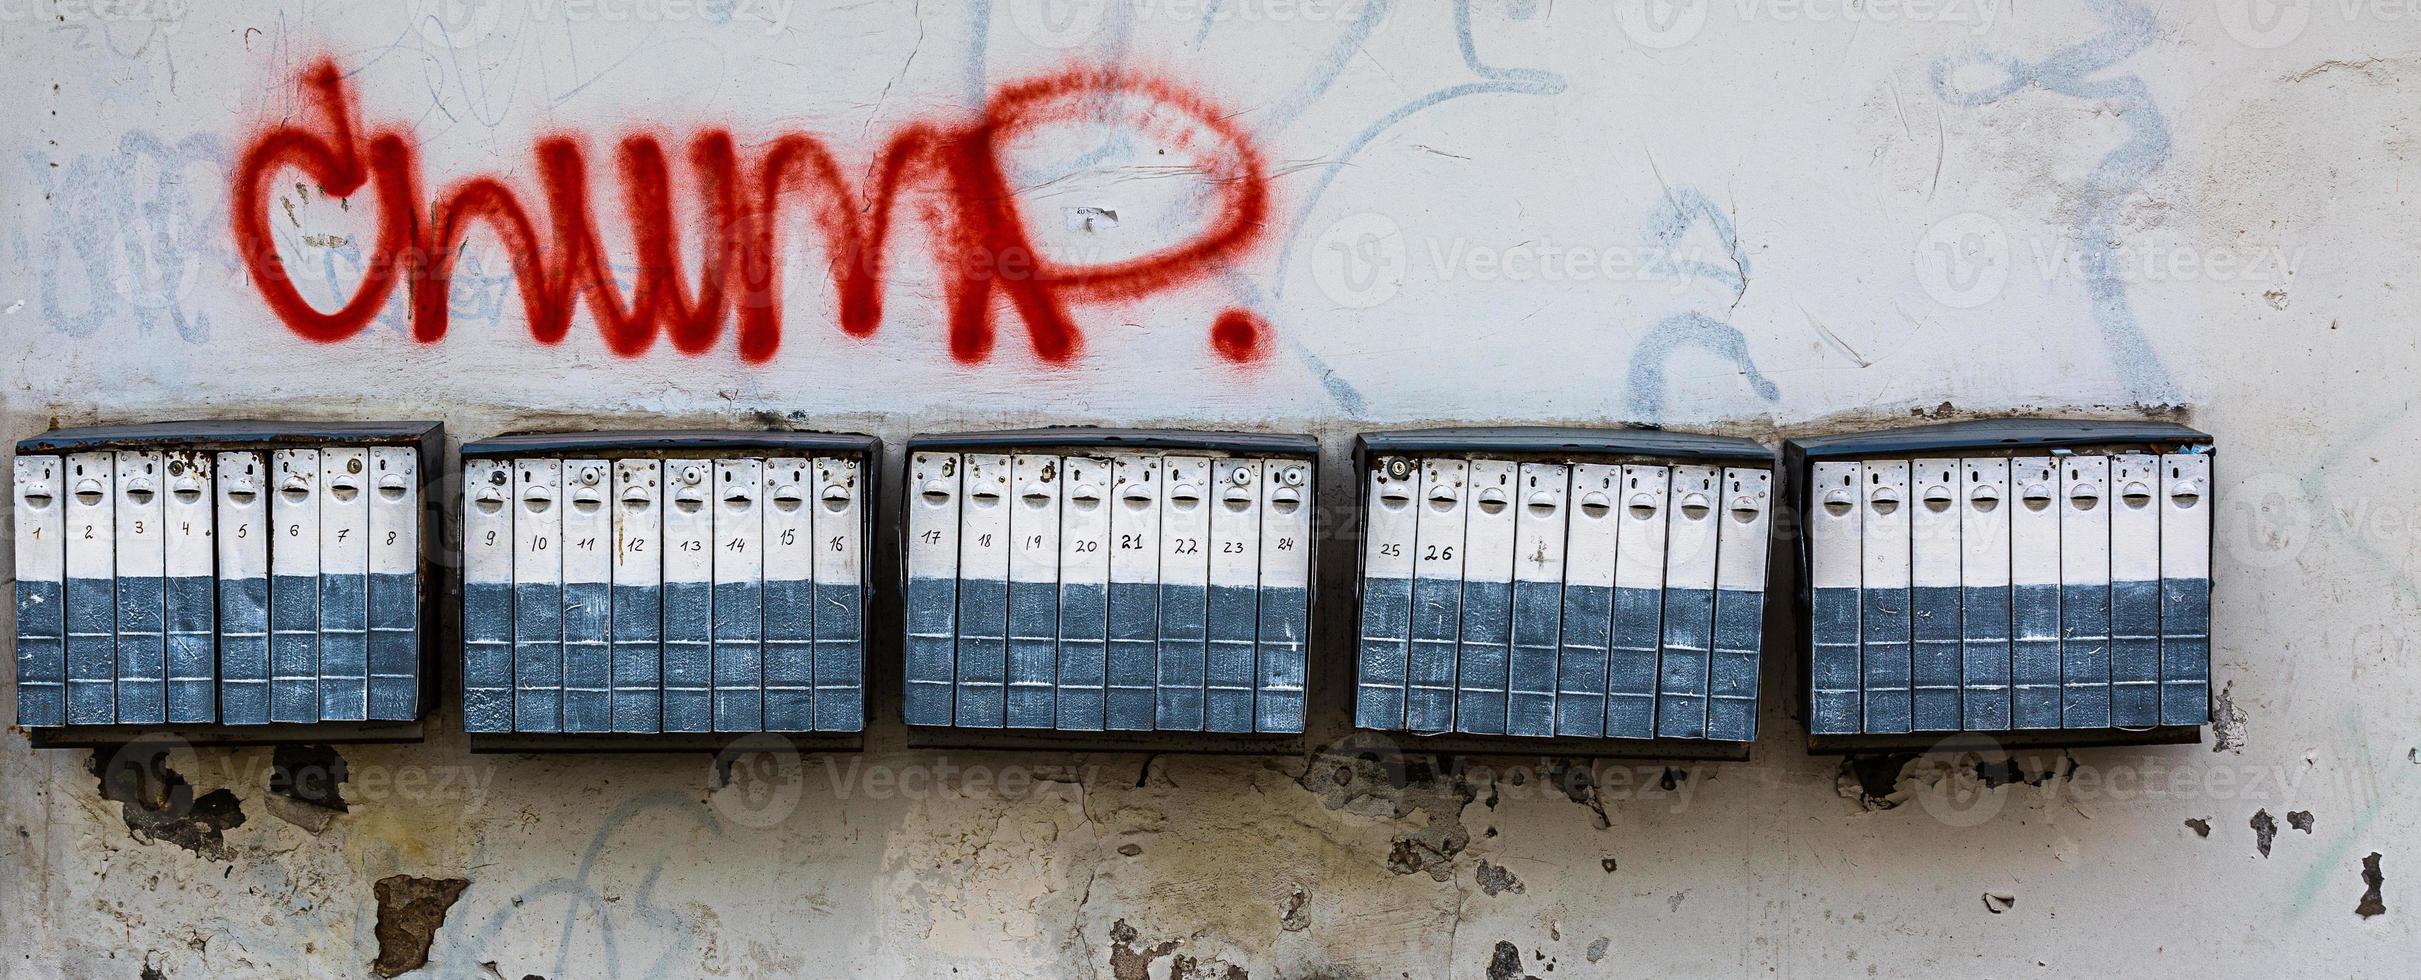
top-left (14, 420), bottom-right (443, 747)
top-left (459, 430), bottom-right (877, 752)
top-left (1786, 419), bottom-right (2215, 754)
top-left (902, 428), bottom-right (1317, 753)
top-left (1351, 428), bottom-right (1778, 761)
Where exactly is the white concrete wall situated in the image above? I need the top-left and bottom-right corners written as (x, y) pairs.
top-left (1, 0), bottom-right (2415, 976)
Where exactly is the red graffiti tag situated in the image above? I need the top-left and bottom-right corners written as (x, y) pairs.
top-left (230, 59), bottom-right (1271, 365)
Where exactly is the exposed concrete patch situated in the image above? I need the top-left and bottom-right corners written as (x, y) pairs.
top-left (1600, 857), bottom-right (1618, 873)
top-left (2287, 810), bottom-right (2315, 834)
top-left (264, 744), bottom-right (349, 833)
top-left (268, 743), bottom-right (349, 812)
top-left (1105, 919), bottom-right (1245, 980)
top-left (1297, 744), bottom-right (1476, 881)
top-left (1982, 892), bottom-right (2016, 914)
top-left (2358, 853), bottom-right (2386, 919)
top-left (1278, 887), bottom-right (1310, 932)
top-left (1586, 937), bottom-right (1609, 963)
top-left (2211, 683), bottom-right (2248, 754)
top-left (1544, 759), bottom-right (1609, 829)
top-left (370, 875), bottom-right (469, 978)
top-left (2251, 809), bottom-right (2279, 858)
top-left (1485, 940), bottom-right (1536, 980)
top-left (1475, 860), bottom-right (1524, 896)
top-left (2185, 818), bottom-right (2211, 837)
top-left (1108, 919), bottom-right (1179, 980)
top-left (1975, 753), bottom-right (2075, 789)
top-left (87, 748), bottom-right (247, 860)
top-left (265, 794), bottom-right (341, 835)
top-left (1836, 753), bottom-right (1921, 811)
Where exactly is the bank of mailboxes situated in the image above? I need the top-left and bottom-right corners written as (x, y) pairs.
top-left (903, 430), bottom-right (1317, 742)
top-left (13, 422), bottom-right (441, 735)
top-left (459, 432), bottom-right (875, 739)
top-left (10, 417), bottom-right (2223, 758)
top-left (1353, 429), bottom-right (1777, 747)
top-left (1788, 420), bottom-right (2214, 749)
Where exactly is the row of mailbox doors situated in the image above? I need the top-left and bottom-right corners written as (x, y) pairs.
top-left (11, 421), bottom-right (2215, 757)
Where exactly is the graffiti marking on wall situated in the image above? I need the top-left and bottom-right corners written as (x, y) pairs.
top-left (231, 59), bottom-right (1273, 365)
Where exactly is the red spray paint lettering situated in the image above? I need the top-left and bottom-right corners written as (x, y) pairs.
top-left (230, 59), bottom-right (1272, 364)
